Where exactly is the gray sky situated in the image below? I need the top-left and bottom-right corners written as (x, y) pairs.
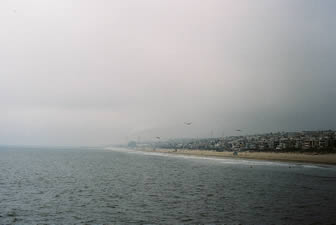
top-left (1, 0), bottom-right (336, 146)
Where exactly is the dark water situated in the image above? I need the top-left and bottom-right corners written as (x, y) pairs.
top-left (0, 147), bottom-right (336, 224)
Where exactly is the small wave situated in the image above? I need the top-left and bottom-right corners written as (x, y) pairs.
top-left (104, 148), bottom-right (336, 170)
top-left (105, 148), bottom-right (294, 167)
top-left (302, 165), bottom-right (323, 169)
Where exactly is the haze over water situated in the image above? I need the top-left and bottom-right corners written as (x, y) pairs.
top-left (1, 0), bottom-right (336, 146)
top-left (1, 2), bottom-right (336, 224)
top-left (1, 146), bottom-right (335, 224)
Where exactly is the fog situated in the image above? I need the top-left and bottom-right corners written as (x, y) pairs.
top-left (1, 0), bottom-right (335, 146)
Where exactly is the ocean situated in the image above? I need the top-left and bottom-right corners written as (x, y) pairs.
top-left (0, 146), bottom-right (335, 224)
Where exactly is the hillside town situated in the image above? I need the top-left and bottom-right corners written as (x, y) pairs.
top-left (133, 130), bottom-right (336, 153)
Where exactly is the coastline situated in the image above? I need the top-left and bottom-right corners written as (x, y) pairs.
top-left (133, 148), bottom-right (336, 165)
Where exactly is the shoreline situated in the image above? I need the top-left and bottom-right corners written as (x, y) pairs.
top-left (132, 148), bottom-right (336, 165)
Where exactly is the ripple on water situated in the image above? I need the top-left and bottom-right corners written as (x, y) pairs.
top-left (0, 147), bottom-right (336, 224)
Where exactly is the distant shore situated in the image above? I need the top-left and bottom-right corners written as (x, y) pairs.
top-left (133, 148), bottom-right (336, 165)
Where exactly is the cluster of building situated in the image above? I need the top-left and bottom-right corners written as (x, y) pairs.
top-left (153, 130), bottom-right (336, 152)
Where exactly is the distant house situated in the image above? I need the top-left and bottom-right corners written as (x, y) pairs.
top-left (302, 138), bottom-right (318, 150)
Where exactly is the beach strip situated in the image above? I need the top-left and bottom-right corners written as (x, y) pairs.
top-left (136, 148), bottom-right (336, 165)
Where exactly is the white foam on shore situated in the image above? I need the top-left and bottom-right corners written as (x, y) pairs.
top-left (104, 147), bottom-right (325, 168)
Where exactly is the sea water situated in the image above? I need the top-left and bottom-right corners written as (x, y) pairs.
top-left (1, 146), bottom-right (335, 224)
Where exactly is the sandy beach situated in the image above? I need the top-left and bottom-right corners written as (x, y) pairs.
top-left (135, 148), bottom-right (336, 165)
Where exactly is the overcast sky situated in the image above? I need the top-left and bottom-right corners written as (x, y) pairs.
top-left (1, 0), bottom-right (335, 146)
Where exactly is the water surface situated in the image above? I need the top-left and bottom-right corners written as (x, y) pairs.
top-left (1, 146), bottom-right (335, 224)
